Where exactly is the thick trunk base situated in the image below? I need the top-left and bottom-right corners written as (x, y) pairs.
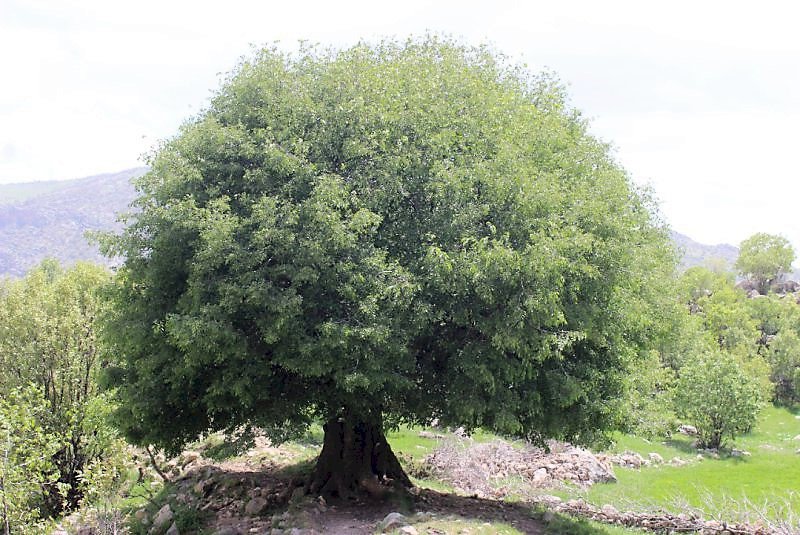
top-left (307, 416), bottom-right (412, 500)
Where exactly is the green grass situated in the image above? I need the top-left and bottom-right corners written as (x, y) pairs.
top-left (389, 426), bottom-right (501, 460)
top-left (583, 405), bottom-right (800, 519)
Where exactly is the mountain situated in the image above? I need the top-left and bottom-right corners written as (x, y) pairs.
top-left (670, 231), bottom-right (739, 272)
top-left (0, 169), bottom-right (747, 278)
top-left (0, 168), bottom-right (143, 277)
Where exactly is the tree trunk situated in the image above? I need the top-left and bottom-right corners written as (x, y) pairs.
top-left (307, 414), bottom-right (412, 500)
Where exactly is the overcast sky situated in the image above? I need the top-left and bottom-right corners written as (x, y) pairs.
top-left (2, 0), bottom-right (799, 251)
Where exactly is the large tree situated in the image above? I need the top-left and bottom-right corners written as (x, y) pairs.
top-left (101, 38), bottom-right (674, 498)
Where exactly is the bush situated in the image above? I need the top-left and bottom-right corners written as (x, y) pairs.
top-left (0, 260), bottom-right (124, 516)
top-left (674, 351), bottom-right (765, 449)
top-left (623, 350), bottom-right (677, 438)
top-left (0, 385), bottom-right (59, 533)
top-left (767, 330), bottom-right (800, 404)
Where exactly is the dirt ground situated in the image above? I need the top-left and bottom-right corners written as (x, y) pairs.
top-left (164, 442), bottom-right (544, 534)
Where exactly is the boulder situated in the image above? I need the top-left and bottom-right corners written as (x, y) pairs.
top-left (532, 467), bottom-right (549, 483)
top-left (601, 504), bottom-right (618, 516)
top-left (245, 497), bottom-right (268, 516)
top-left (378, 512), bottom-right (409, 532)
top-left (152, 504), bottom-right (174, 532)
top-left (647, 452), bottom-right (664, 464)
top-left (678, 424), bottom-right (698, 436)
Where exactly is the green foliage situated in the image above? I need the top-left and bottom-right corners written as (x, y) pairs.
top-left (674, 351), bottom-right (765, 449)
top-left (621, 350), bottom-right (677, 438)
top-left (679, 267), bottom-right (758, 355)
top-left (0, 260), bottom-right (123, 516)
top-left (0, 385), bottom-right (58, 534)
top-left (735, 233), bottom-right (795, 294)
top-left (766, 330), bottom-right (800, 403)
top-left (101, 37), bottom-right (675, 455)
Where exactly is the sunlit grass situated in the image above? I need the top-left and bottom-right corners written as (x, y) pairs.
top-left (583, 405), bottom-right (800, 519)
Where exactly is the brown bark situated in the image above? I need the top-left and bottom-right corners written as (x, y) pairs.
top-left (307, 414), bottom-right (412, 500)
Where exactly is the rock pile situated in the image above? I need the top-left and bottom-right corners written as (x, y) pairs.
top-left (423, 438), bottom-right (616, 497)
top-left (533, 496), bottom-right (773, 535)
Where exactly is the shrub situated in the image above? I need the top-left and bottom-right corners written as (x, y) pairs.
top-left (674, 351), bottom-right (765, 449)
top-left (0, 385), bottom-right (58, 533)
top-left (0, 260), bottom-right (123, 516)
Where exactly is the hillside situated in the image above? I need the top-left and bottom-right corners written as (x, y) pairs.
top-left (0, 168), bottom-right (143, 277)
top-left (670, 231), bottom-right (739, 271)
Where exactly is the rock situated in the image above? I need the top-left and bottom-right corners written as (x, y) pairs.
top-left (614, 451), bottom-right (645, 469)
top-left (536, 495), bottom-right (563, 507)
top-left (212, 528), bottom-right (243, 535)
top-left (532, 467), bottom-right (548, 483)
top-left (181, 450), bottom-right (201, 465)
top-left (399, 527), bottom-right (418, 535)
top-left (601, 504), bottom-right (618, 516)
top-left (245, 497), bottom-right (269, 516)
top-left (670, 457), bottom-right (687, 466)
top-left (378, 512), bottom-right (409, 532)
top-left (678, 424), bottom-right (698, 436)
top-left (194, 479), bottom-right (214, 496)
top-left (647, 452), bottom-right (664, 464)
top-left (166, 523), bottom-right (180, 535)
top-left (793, 434), bottom-right (800, 441)
top-left (731, 449), bottom-right (750, 457)
top-left (152, 504), bottom-right (174, 532)
top-left (52, 530), bottom-right (69, 535)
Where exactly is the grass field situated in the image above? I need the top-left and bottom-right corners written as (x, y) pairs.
top-left (580, 405), bottom-right (800, 520)
top-left (386, 405), bottom-right (800, 531)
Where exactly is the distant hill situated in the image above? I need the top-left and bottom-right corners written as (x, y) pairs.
top-left (671, 231), bottom-right (739, 272)
top-left (0, 168), bottom-right (143, 277)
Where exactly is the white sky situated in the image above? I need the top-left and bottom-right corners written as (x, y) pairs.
top-left (1, 0), bottom-right (799, 251)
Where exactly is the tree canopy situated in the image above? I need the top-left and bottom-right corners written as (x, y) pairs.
top-left (102, 37), bottom-right (675, 497)
top-left (735, 233), bottom-right (795, 294)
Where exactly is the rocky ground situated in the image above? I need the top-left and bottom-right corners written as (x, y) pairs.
top-left (58, 429), bottom-right (772, 535)
top-left (101, 438), bottom-right (546, 535)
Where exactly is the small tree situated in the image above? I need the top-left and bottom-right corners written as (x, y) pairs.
top-left (735, 233), bottom-right (795, 294)
top-left (766, 330), bottom-right (800, 404)
top-left (674, 351), bottom-right (764, 449)
top-left (0, 386), bottom-right (57, 534)
top-left (0, 260), bottom-right (118, 515)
